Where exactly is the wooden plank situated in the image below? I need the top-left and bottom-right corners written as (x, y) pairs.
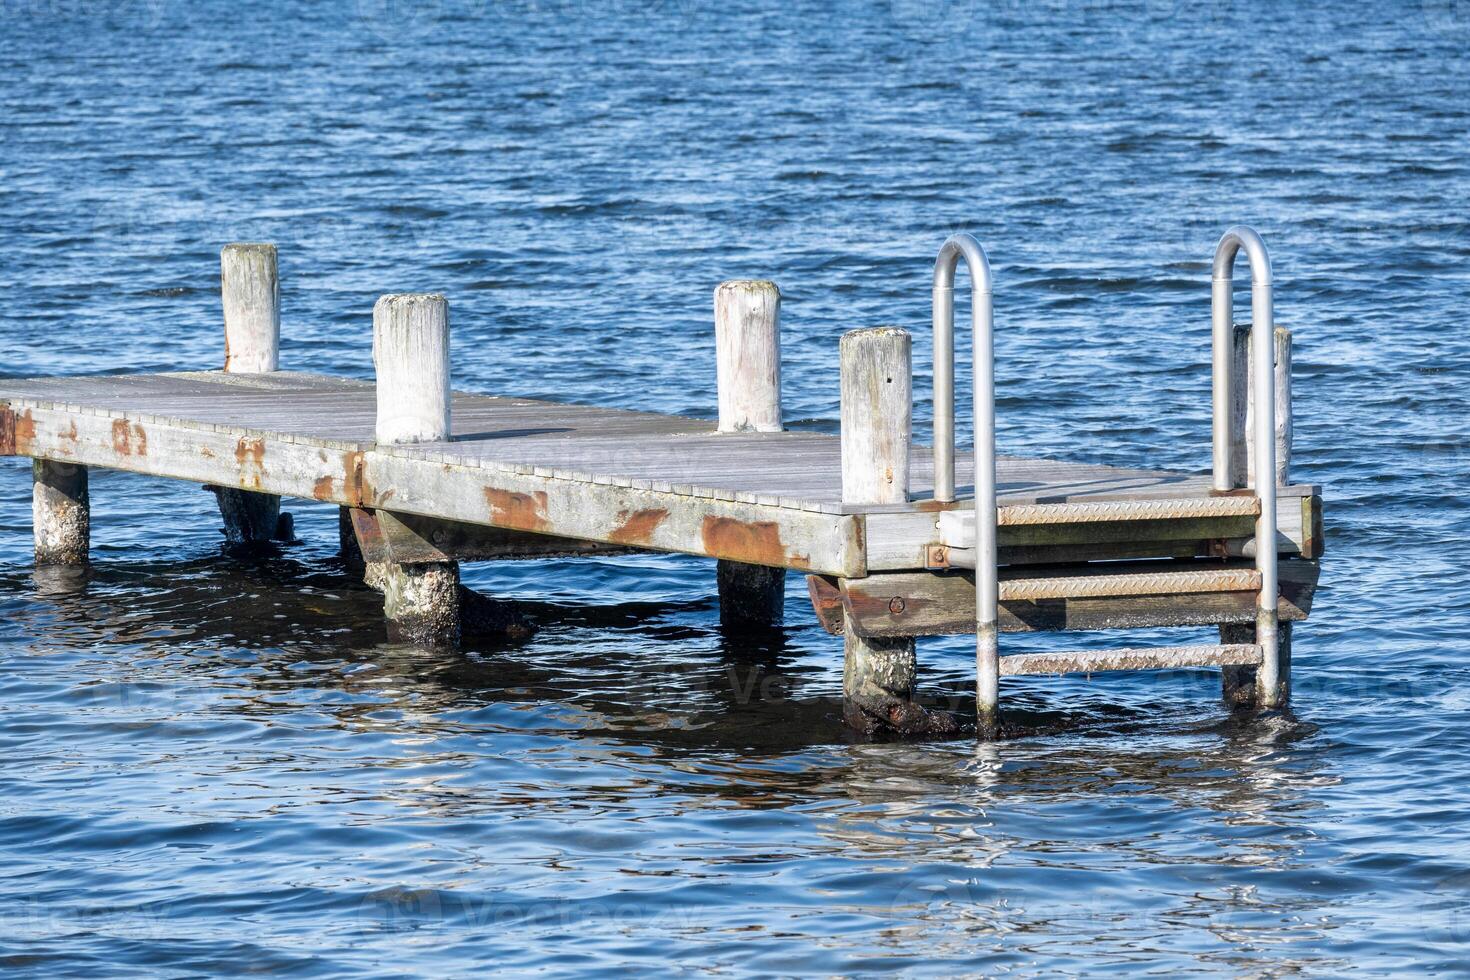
top-left (363, 448), bottom-right (866, 577)
top-left (0, 370), bottom-right (1323, 581)
top-left (1225, 494), bottom-right (1325, 560)
top-left (807, 575), bottom-right (846, 634)
top-left (1, 402), bottom-right (864, 577)
top-left (1, 403), bottom-right (367, 501)
top-left (835, 559), bottom-right (1319, 638)
top-left (374, 510), bottom-right (637, 563)
top-left (0, 371), bottom-right (1322, 513)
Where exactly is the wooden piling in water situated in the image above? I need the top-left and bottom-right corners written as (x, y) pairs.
top-left (33, 459), bottom-right (88, 566)
top-left (1223, 323), bottom-right (1294, 706)
top-left (713, 280), bottom-right (786, 630)
top-left (215, 243), bottom-right (284, 547)
top-left (838, 327), bottom-right (955, 736)
top-left (370, 293), bottom-right (460, 645)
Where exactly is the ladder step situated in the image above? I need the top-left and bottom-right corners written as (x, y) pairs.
top-left (998, 496), bottom-right (1260, 527)
top-left (939, 496), bottom-right (1261, 546)
top-left (999, 643), bottom-right (1262, 676)
top-left (1000, 566), bottom-right (1261, 601)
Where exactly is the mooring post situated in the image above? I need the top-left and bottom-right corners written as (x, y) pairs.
top-left (838, 327), bottom-right (956, 736)
top-left (370, 293), bottom-right (460, 645)
top-left (1222, 323), bottom-right (1294, 705)
top-left (215, 243), bottom-right (286, 547)
top-left (1227, 324), bottom-right (1293, 489)
top-left (713, 279), bottom-right (786, 630)
top-left (33, 459), bottom-right (89, 567)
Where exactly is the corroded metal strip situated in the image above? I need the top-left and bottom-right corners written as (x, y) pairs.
top-left (997, 495), bottom-right (1259, 526)
top-left (1002, 567), bottom-right (1260, 601)
top-left (999, 643), bottom-right (1261, 676)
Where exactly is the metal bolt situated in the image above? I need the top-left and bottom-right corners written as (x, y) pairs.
top-left (888, 596), bottom-right (906, 615)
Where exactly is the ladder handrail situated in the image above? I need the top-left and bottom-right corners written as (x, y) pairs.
top-left (932, 233), bottom-right (993, 504)
top-left (929, 226), bottom-right (1286, 730)
top-left (1211, 225), bottom-right (1282, 706)
top-left (931, 233), bottom-right (1000, 733)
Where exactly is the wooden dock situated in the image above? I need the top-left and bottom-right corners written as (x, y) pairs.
top-left (0, 234), bottom-right (1323, 738)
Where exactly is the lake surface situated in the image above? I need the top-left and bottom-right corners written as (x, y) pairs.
top-left (3, 0), bottom-right (1469, 974)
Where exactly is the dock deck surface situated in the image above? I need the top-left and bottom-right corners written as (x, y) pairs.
top-left (1, 370), bottom-right (1256, 507)
top-left (0, 370), bottom-right (1318, 579)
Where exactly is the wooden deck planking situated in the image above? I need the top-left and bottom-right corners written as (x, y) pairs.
top-left (0, 370), bottom-right (1321, 576)
top-left (0, 370), bottom-right (1297, 511)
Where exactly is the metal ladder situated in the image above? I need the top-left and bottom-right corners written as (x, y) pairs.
top-left (931, 227), bottom-right (1283, 735)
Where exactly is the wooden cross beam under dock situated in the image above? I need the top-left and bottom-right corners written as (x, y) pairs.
top-left (0, 235), bottom-right (1323, 738)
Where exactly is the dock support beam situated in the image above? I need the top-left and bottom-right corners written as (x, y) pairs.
top-left (33, 459), bottom-right (89, 567)
top-left (1222, 321), bottom-right (1294, 707)
top-left (371, 293), bottom-right (459, 646)
top-left (713, 280), bottom-right (785, 631)
top-left (838, 328), bottom-right (956, 736)
top-left (339, 506), bottom-right (365, 574)
top-left (215, 243), bottom-right (285, 549)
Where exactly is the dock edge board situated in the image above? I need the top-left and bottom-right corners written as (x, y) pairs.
top-left (0, 402), bottom-right (866, 577)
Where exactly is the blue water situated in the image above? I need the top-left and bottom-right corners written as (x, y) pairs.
top-left (3, 0), bottom-right (1469, 974)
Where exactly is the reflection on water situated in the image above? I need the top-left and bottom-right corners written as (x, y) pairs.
top-left (0, 506), bottom-right (1383, 972)
top-left (5, 0), bottom-right (1470, 972)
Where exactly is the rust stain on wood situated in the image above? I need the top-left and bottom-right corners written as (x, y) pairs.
top-left (609, 507), bottom-right (667, 545)
top-left (313, 475), bottom-right (335, 501)
top-left (111, 419), bottom-right (130, 455)
top-left (234, 436), bottom-right (266, 489)
top-left (701, 515), bottom-right (802, 569)
top-left (14, 410), bottom-right (35, 454)
top-left (63, 421), bottom-right (78, 444)
top-left (806, 575), bottom-right (845, 635)
top-left (347, 507), bottom-right (390, 564)
top-left (483, 487), bottom-right (550, 532)
top-left (0, 408), bottom-right (15, 455)
top-left (234, 436), bottom-right (266, 467)
top-left (341, 451), bottom-right (367, 506)
top-left (110, 419), bottom-right (147, 456)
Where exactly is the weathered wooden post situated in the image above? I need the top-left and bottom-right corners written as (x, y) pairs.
top-left (215, 243), bottom-right (285, 547)
top-left (371, 293), bottom-right (459, 645)
top-left (33, 460), bottom-right (88, 566)
top-left (1222, 323), bottom-right (1294, 705)
top-left (839, 327), bottom-right (956, 736)
top-left (713, 280), bottom-right (786, 630)
top-left (1227, 324), bottom-right (1293, 488)
top-left (222, 243), bottom-right (280, 373)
